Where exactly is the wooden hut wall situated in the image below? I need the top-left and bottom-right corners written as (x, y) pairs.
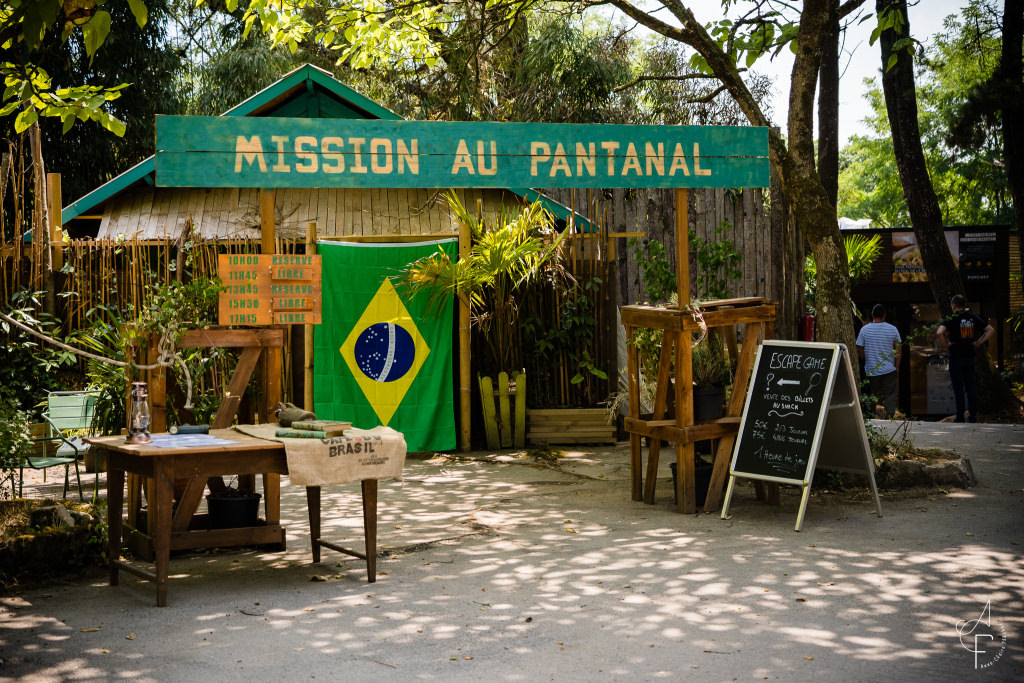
top-left (545, 182), bottom-right (800, 339)
top-left (96, 186), bottom-right (528, 240)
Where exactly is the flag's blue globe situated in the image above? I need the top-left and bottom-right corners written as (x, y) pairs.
top-left (353, 322), bottom-right (416, 382)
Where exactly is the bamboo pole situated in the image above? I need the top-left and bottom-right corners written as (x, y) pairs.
top-left (458, 218), bottom-right (472, 451)
top-left (304, 221), bottom-right (317, 412)
top-left (46, 173), bottom-right (62, 271)
top-left (260, 190), bottom-right (276, 255)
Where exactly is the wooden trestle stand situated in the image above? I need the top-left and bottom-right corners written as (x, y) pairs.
top-left (123, 327), bottom-right (286, 559)
top-left (621, 189), bottom-right (777, 514)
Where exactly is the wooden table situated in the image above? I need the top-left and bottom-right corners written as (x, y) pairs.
top-left (87, 430), bottom-right (377, 606)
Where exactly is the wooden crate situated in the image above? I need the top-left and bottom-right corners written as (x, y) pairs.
top-left (527, 408), bottom-right (617, 445)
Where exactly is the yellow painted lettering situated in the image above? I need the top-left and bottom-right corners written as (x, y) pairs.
top-left (530, 142), bottom-right (551, 177)
top-left (321, 137), bottom-right (344, 173)
top-left (234, 136), bottom-right (267, 173)
top-left (271, 136), bottom-right (291, 172)
top-left (600, 141), bottom-right (620, 175)
top-left (668, 143), bottom-right (690, 176)
top-left (397, 139), bottom-right (418, 174)
top-left (294, 136), bottom-right (318, 173)
top-left (645, 142), bottom-right (665, 176)
top-left (550, 142), bottom-right (571, 177)
top-left (370, 138), bottom-right (393, 174)
top-left (621, 142), bottom-right (642, 176)
top-left (452, 140), bottom-right (475, 175)
top-left (477, 140), bottom-right (497, 176)
top-left (576, 142), bottom-right (596, 176)
top-left (694, 143), bottom-right (711, 176)
top-left (349, 138), bottom-right (368, 173)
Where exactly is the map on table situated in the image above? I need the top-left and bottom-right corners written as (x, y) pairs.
top-left (146, 434), bottom-right (240, 449)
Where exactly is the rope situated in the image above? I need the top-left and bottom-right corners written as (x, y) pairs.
top-left (0, 308), bottom-right (194, 409)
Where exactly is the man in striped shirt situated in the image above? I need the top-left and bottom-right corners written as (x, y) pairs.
top-left (856, 304), bottom-right (902, 417)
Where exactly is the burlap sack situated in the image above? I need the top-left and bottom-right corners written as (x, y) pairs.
top-left (234, 424), bottom-right (406, 486)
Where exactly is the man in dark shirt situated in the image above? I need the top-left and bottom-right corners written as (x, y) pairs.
top-left (935, 295), bottom-right (994, 423)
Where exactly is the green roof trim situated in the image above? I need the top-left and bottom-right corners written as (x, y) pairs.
top-left (63, 64), bottom-right (588, 230)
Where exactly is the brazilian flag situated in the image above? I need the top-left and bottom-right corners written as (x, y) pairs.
top-left (314, 240), bottom-right (456, 452)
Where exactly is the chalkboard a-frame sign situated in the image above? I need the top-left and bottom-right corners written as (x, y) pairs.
top-left (720, 340), bottom-right (883, 531)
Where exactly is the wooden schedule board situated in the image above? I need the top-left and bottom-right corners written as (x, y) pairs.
top-left (721, 340), bottom-right (882, 531)
top-left (218, 254), bottom-right (322, 325)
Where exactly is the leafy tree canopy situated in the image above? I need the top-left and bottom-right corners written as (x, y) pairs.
top-left (1, 0), bottom-right (150, 135)
top-left (839, 0), bottom-right (1011, 227)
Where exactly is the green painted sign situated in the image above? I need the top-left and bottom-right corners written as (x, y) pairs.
top-left (155, 116), bottom-right (769, 189)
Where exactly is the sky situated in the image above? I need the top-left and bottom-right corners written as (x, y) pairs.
top-left (617, 0), bottom-right (972, 146)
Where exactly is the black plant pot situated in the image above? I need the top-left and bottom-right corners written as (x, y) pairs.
top-left (206, 492), bottom-right (262, 529)
top-left (670, 458), bottom-right (714, 507)
top-left (693, 385), bottom-right (726, 421)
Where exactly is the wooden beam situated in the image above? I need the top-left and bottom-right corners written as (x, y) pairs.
top-left (304, 221), bottom-right (317, 412)
top-left (260, 189), bottom-right (275, 255)
top-left (47, 173), bottom-right (63, 270)
top-left (458, 219), bottom-right (472, 451)
top-left (675, 188), bottom-right (689, 307)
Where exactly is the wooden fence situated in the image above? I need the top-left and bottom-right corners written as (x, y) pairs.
top-left (0, 229), bottom-right (618, 411)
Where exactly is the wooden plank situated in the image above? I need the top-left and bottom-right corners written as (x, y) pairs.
top-left (626, 324), bottom-right (642, 501)
top-left (526, 408), bottom-right (611, 418)
top-left (514, 371), bottom-right (526, 449)
top-left (497, 371), bottom-right (512, 448)
top-left (211, 346), bottom-right (262, 429)
top-left (479, 375), bottom-right (499, 449)
top-left (179, 328), bottom-right (285, 349)
top-left (158, 117), bottom-right (770, 187)
top-left (528, 429), bottom-right (616, 439)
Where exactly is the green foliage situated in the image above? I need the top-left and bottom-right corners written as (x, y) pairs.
top-left (76, 305), bottom-right (130, 437)
top-left (38, 0), bottom-right (186, 203)
top-left (523, 276), bottom-right (608, 393)
top-left (135, 276), bottom-right (223, 344)
top-left (691, 333), bottom-right (732, 388)
top-left (804, 234), bottom-right (882, 314)
top-left (0, 396), bottom-right (33, 498)
top-left (399, 192), bottom-right (568, 373)
top-left (839, 1), bottom-right (1011, 226)
top-left (0, 0), bottom-right (149, 136)
top-left (0, 290), bottom-right (79, 417)
top-left (690, 221), bottom-right (742, 300)
top-left (628, 237), bottom-right (676, 304)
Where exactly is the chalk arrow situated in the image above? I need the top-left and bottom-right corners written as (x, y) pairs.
top-left (778, 379), bottom-right (800, 386)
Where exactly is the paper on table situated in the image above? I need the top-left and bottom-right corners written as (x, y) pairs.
top-left (146, 433), bottom-right (239, 448)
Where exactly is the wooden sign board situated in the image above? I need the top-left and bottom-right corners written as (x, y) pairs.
top-left (218, 254), bottom-right (322, 325)
top-left (155, 116), bottom-right (769, 190)
top-left (721, 340), bottom-right (882, 531)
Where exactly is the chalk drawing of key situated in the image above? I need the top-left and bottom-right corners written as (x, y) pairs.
top-left (803, 372), bottom-right (822, 396)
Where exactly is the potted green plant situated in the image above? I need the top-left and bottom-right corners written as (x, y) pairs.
top-left (205, 476), bottom-right (262, 529)
top-left (691, 332), bottom-right (732, 421)
top-left (399, 191), bottom-right (569, 449)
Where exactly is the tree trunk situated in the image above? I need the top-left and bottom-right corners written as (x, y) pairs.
top-left (877, 0), bottom-right (963, 316)
top-left (638, 0), bottom-right (855, 349)
top-left (1001, 0), bottom-right (1024, 288)
top-left (818, 1), bottom-right (840, 207)
top-left (782, 0), bottom-right (856, 352)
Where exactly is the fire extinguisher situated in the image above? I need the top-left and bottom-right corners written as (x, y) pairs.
top-left (799, 313), bottom-right (816, 341)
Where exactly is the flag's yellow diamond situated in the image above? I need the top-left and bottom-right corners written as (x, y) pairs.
top-left (341, 278), bottom-right (430, 425)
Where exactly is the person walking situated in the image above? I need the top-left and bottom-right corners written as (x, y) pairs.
top-left (935, 295), bottom-right (994, 423)
top-left (856, 304), bottom-right (902, 417)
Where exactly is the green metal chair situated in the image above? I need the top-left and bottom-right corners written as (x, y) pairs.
top-left (20, 391), bottom-right (99, 501)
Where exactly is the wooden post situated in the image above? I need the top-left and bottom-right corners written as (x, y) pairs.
top-left (304, 221), bottom-right (317, 412)
top-left (675, 188), bottom-right (690, 308)
top-left (47, 173), bottom-right (63, 270)
top-left (458, 219), bottom-right (472, 451)
top-left (257, 188), bottom-right (276, 426)
top-left (260, 190), bottom-right (276, 255)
